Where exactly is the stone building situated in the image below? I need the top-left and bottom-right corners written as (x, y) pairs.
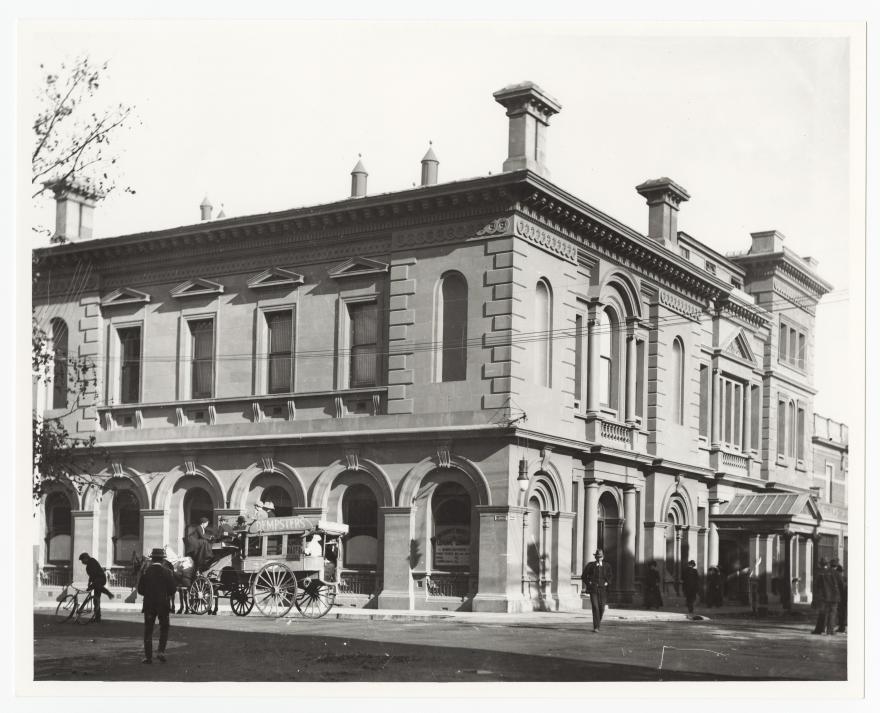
top-left (33, 82), bottom-right (848, 611)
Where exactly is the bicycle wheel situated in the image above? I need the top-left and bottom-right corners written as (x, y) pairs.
top-left (74, 593), bottom-right (95, 624)
top-left (54, 594), bottom-right (78, 622)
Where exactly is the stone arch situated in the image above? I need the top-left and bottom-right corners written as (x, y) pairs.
top-left (598, 488), bottom-right (621, 519)
top-left (600, 271), bottom-right (643, 320)
top-left (398, 454), bottom-right (491, 507)
top-left (658, 479), bottom-right (696, 527)
top-left (524, 457), bottom-right (566, 512)
top-left (311, 458), bottom-right (394, 511)
top-left (82, 467), bottom-right (150, 512)
top-left (152, 464), bottom-right (225, 510)
top-left (227, 461), bottom-right (306, 513)
top-left (90, 475), bottom-right (148, 567)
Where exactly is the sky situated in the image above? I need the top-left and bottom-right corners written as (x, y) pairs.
top-left (17, 19), bottom-right (862, 423)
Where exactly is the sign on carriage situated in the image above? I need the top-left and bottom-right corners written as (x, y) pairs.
top-left (246, 517), bottom-right (349, 536)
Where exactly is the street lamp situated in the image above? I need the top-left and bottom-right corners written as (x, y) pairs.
top-left (517, 458), bottom-right (530, 493)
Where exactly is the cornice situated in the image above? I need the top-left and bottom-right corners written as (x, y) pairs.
top-left (659, 290), bottom-right (703, 322)
top-left (731, 251), bottom-right (832, 298)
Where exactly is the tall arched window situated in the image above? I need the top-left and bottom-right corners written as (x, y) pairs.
top-left (45, 492), bottom-right (72, 564)
top-left (777, 399), bottom-right (786, 455)
top-left (431, 481), bottom-right (471, 570)
top-left (342, 484), bottom-right (378, 568)
top-left (261, 485), bottom-right (292, 517)
top-left (183, 488), bottom-right (213, 527)
top-left (787, 401), bottom-right (796, 457)
top-left (535, 280), bottom-right (552, 387)
top-left (439, 273), bottom-right (468, 382)
top-left (598, 307), bottom-right (619, 409)
top-left (671, 338), bottom-right (684, 425)
top-left (112, 490), bottom-right (141, 564)
top-left (50, 318), bottom-right (68, 409)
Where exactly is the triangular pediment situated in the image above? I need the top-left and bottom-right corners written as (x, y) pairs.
top-left (170, 278), bottom-right (224, 299)
top-left (100, 287), bottom-right (151, 307)
top-left (247, 267), bottom-right (305, 290)
top-left (723, 330), bottom-right (757, 365)
top-left (328, 257), bottom-right (389, 280)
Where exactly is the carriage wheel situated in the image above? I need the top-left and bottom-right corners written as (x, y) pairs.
top-left (251, 563), bottom-right (296, 618)
top-left (229, 584), bottom-right (254, 617)
top-left (294, 577), bottom-right (336, 619)
top-left (54, 594), bottom-right (77, 622)
top-left (188, 575), bottom-right (214, 615)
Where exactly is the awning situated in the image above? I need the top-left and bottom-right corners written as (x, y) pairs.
top-left (712, 492), bottom-right (821, 535)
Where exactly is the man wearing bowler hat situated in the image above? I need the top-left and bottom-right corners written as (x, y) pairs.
top-left (582, 549), bottom-right (614, 632)
top-left (137, 547), bottom-right (177, 663)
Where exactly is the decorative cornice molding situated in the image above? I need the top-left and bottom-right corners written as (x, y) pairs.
top-left (772, 284), bottom-right (817, 317)
top-left (659, 290), bottom-right (703, 322)
top-left (514, 217), bottom-right (577, 263)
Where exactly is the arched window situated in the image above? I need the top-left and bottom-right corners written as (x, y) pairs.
top-left (777, 400), bottom-right (786, 455)
top-left (787, 401), bottom-right (796, 457)
top-left (183, 488), bottom-right (213, 527)
top-left (535, 280), bottom-right (552, 387)
top-left (261, 485), bottom-right (292, 517)
top-left (50, 319), bottom-right (68, 410)
top-left (439, 273), bottom-right (468, 382)
top-left (431, 482), bottom-right (471, 570)
top-left (112, 490), bottom-right (141, 564)
top-left (45, 492), bottom-right (72, 564)
top-left (342, 484), bottom-right (378, 568)
top-left (598, 307), bottom-right (619, 409)
top-left (671, 338), bottom-right (684, 425)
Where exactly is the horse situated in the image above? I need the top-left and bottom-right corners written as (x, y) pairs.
top-left (130, 548), bottom-right (195, 614)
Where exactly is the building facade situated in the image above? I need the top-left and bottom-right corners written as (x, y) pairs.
top-left (33, 82), bottom-right (848, 611)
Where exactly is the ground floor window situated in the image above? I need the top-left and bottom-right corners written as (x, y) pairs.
top-left (431, 481), bottom-right (471, 570)
top-left (45, 492), bottom-right (72, 564)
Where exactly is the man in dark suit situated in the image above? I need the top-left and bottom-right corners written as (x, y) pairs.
top-left (812, 557), bottom-right (840, 635)
top-left (78, 552), bottom-right (114, 623)
top-left (682, 559), bottom-right (700, 614)
top-left (581, 549), bottom-right (613, 632)
top-left (137, 547), bottom-right (177, 663)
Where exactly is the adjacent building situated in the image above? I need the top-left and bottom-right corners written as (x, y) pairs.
top-left (33, 82), bottom-right (848, 611)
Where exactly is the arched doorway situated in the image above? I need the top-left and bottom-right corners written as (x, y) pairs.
top-left (525, 496), bottom-right (542, 585)
top-left (598, 491), bottom-right (620, 592)
top-left (663, 496), bottom-right (689, 596)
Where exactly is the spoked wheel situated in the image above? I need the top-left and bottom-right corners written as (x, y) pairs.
top-left (54, 594), bottom-right (77, 622)
top-left (73, 594), bottom-right (94, 624)
top-left (295, 577), bottom-right (336, 619)
top-left (251, 563), bottom-right (296, 618)
top-left (187, 575), bottom-right (214, 615)
top-left (229, 583), bottom-right (254, 617)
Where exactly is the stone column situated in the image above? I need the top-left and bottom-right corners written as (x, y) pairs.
top-left (586, 315), bottom-right (600, 416)
top-left (782, 532), bottom-right (793, 610)
top-left (551, 511), bottom-right (577, 609)
top-left (71, 510), bottom-right (96, 568)
top-left (377, 507), bottom-right (413, 610)
top-left (708, 500), bottom-right (723, 568)
top-left (141, 509), bottom-right (166, 553)
top-left (711, 367), bottom-right (721, 449)
top-left (791, 535), bottom-right (801, 601)
top-left (804, 536), bottom-right (815, 604)
top-left (625, 330), bottom-right (637, 425)
top-left (759, 533), bottom-right (774, 605)
top-left (621, 488), bottom-right (637, 601)
top-left (748, 534), bottom-right (762, 610)
top-left (540, 513), bottom-right (551, 598)
top-left (572, 480), bottom-right (584, 576)
top-left (584, 480), bottom-right (601, 560)
top-left (473, 506), bottom-right (524, 613)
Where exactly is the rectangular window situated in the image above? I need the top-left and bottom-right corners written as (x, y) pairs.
top-left (190, 319), bottom-right (214, 399)
top-left (266, 311), bottom-right (293, 394)
top-left (777, 400), bottom-right (786, 455)
top-left (118, 327), bottom-right (142, 404)
top-left (723, 380), bottom-right (733, 444)
top-left (732, 383), bottom-right (742, 448)
top-left (779, 324), bottom-right (787, 361)
top-left (824, 463), bottom-right (834, 502)
top-left (797, 333), bottom-right (806, 370)
top-left (698, 365), bottom-right (709, 438)
top-left (789, 330), bottom-right (797, 365)
top-left (574, 315), bottom-right (583, 405)
top-left (680, 246), bottom-right (690, 259)
top-left (349, 302), bottom-right (379, 388)
top-left (750, 385), bottom-right (760, 451)
top-left (797, 406), bottom-right (805, 460)
top-left (636, 339), bottom-right (645, 419)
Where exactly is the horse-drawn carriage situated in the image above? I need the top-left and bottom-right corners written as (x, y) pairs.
top-left (137, 516), bottom-right (348, 619)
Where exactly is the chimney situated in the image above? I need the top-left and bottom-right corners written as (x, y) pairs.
top-left (420, 142), bottom-right (439, 186)
top-left (200, 196), bottom-right (213, 221)
top-left (749, 230), bottom-right (785, 254)
top-left (350, 156), bottom-right (368, 198)
top-left (493, 81), bottom-right (561, 178)
top-left (635, 178), bottom-right (690, 248)
top-left (46, 178), bottom-right (99, 242)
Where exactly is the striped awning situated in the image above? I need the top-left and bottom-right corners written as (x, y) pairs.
top-left (713, 492), bottom-right (821, 532)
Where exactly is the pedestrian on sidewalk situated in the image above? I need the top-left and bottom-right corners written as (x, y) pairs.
top-left (811, 558), bottom-right (839, 635)
top-left (582, 549), bottom-right (613, 632)
top-left (682, 560), bottom-right (700, 615)
top-left (706, 566), bottom-right (723, 608)
top-left (831, 559), bottom-right (847, 633)
top-left (138, 547), bottom-right (177, 664)
top-left (78, 552), bottom-right (114, 623)
top-left (643, 561), bottom-right (663, 610)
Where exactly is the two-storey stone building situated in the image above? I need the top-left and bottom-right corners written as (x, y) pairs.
top-left (33, 82), bottom-right (848, 611)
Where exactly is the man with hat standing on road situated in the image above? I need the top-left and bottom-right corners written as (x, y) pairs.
top-left (137, 547), bottom-right (177, 664)
top-left (582, 549), bottom-right (613, 632)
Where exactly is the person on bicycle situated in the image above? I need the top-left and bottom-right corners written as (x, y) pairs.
top-left (78, 552), bottom-right (114, 623)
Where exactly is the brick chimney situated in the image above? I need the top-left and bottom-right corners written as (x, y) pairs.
top-left (46, 178), bottom-right (100, 242)
top-left (350, 156), bottom-right (368, 198)
top-left (493, 82), bottom-right (561, 178)
top-left (635, 177), bottom-right (690, 248)
top-left (420, 142), bottom-right (439, 186)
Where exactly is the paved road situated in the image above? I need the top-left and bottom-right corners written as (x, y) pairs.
top-left (33, 611), bottom-right (846, 682)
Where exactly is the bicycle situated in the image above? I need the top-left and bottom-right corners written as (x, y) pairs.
top-left (54, 584), bottom-right (96, 624)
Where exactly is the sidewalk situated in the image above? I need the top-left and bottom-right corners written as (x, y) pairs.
top-left (35, 595), bottom-right (806, 624)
